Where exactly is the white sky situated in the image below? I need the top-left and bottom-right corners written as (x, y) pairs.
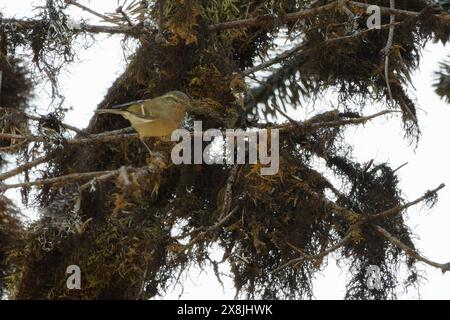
top-left (1, 0), bottom-right (449, 300)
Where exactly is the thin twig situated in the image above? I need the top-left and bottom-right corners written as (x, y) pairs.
top-left (393, 162), bottom-right (408, 173)
top-left (0, 131), bottom-right (139, 145)
top-left (158, 0), bottom-right (165, 35)
top-left (293, 176), bottom-right (357, 220)
top-left (375, 225), bottom-right (450, 273)
top-left (0, 140), bottom-right (28, 152)
top-left (307, 110), bottom-right (401, 130)
top-left (348, 1), bottom-right (450, 22)
top-left (179, 206), bottom-right (239, 252)
top-left (370, 183), bottom-right (445, 221)
top-left (116, 6), bottom-right (134, 26)
top-left (272, 231), bottom-right (354, 273)
top-left (270, 102), bottom-right (299, 125)
top-left (209, 2), bottom-right (337, 31)
top-left (326, 21), bottom-right (404, 42)
top-left (383, 0), bottom-right (396, 105)
top-left (219, 165), bottom-right (239, 219)
top-left (79, 171), bottom-right (121, 192)
top-left (27, 114), bottom-right (87, 135)
top-left (243, 43), bottom-right (304, 76)
top-left (0, 106), bottom-right (86, 135)
top-left (65, 0), bottom-right (120, 25)
top-left (94, 126), bottom-right (134, 136)
top-left (0, 154), bottom-right (54, 181)
top-left (0, 166), bottom-right (133, 192)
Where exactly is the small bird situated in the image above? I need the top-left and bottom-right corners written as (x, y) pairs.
top-left (95, 91), bottom-right (192, 152)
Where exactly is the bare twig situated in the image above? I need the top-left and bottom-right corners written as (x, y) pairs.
top-left (270, 102), bottom-right (299, 125)
top-left (0, 106), bottom-right (87, 135)
top-left (219, 165), bottom-right (239, 219)
top-left (116, 6), bottom-right (134, 26)
top-left (383, 0), bottom-right (396, 106)
top-left (158, 0), bottom-right (165, 35)
top-left (79, 165), bottom-right (157, 192)
top-left (272, 231), bottom-right (354, 273)
top-left (326, 21), bottom-right (404, 42)
top-left (25, 114), bottom-right (87, 135)
top-left (0, 133), bottom-right (46, 143)
top-left (94, 126), bottom-right (134, 136)
top-left (243, 43), bottom-right (304, 76)
top-left (65, 0), bottom-right (120, 25)
top-left (0, 140), bottom-right (28, 152)
top-left (375, 225), bottom-right (450, 273)
top-left (370, 183), bottom-right (445, 221)
top-left (308, 110), bottom-right (401, 129)
top-left (0, 165), bottom-right (149, 192)
top-left (393, 162), bottom-right (408, 173)
top-left (0, 154), bottom-right (54, 181)
top-left (179, 206), bottom-right (239, 252)
top-left (292, 176), bottom-right (358, 220)
top-left (209, 2), bottom-right (337, 31)
top-left (78, 171), bottom-right (121, 192)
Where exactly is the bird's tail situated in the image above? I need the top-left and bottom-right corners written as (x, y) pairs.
top-left (95, 109), bottom-right (127, 116)
top-left (110, 100), bottom-right (147, 109)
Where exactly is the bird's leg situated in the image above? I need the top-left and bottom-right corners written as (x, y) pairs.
top-left (140, 138), bottom-right (155, 156)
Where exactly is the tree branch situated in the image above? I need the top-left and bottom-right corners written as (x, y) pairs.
top-left (348, 1), bottom-right (450, 22)
top-left (209, 1), bottom-right (450, 32)
top-left (0, 131), bottom-right (139, 145)
top-left (2, 1), bottom-right (447, 39)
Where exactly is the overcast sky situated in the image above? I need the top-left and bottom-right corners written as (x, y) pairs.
top-left (1, 0), bottom-right (449, 300)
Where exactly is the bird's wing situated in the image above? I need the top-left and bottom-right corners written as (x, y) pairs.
top-left (127, 104), bottom-right (159, 120)
top-left (140, 118), bottom-right (157, 123)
